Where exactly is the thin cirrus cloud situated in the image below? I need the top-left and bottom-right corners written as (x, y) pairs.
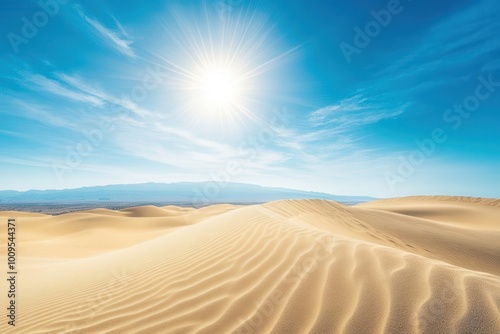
top-left (308, 95), bottom-right (407, 130)
top-left (377, 0), bottom-right (500, 82)
top-left (7, 99), bottom-right (77, 130)
top-left (21, 72), bottom-right (103, 106)
top-left (111, 118), bottom-right (291, 173)
top-left (19, 70), bottom-right (152, 119)
top-left (55, 73), bottom-right (152, 117)
top-left (75, 5), bottom-right (136, 59)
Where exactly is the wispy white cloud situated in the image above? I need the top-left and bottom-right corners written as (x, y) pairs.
top-left (0, 157), bottom-right (54, 169)
top-left (15, 69), bottom-right (153, 120)
top-left (75, 6), bottom-right (136, 59)
top-left (376, 0), bottom-right (500, 82)
top-left (8, 99), bottom-right (80, 130)
top-left (23, 73), bottom-right (103, 106)
top-left (56, 73), bottom-right (151, 117)
top-left (105, 115), bottom-right (293, 177)
top-left (0, 129), bottom-right (31, 139)
top-left (309, 95), bottom-right (407, 129)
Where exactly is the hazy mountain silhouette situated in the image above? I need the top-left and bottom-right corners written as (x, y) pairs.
top-left (0, 182), bottom-right (375, 205)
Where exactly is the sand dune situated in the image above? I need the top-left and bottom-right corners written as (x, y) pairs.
top-left (1, 197), bottom-right (499, 333)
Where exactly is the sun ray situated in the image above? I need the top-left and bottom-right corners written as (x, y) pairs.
top-left (144, 2), bottom-right (302, 135)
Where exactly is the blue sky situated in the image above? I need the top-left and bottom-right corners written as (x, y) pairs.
top-left (1, 0), bottom-right (499, 198)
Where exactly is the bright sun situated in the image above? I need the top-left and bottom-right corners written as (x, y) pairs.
top-left (159, 5), bottom-right (300, 129)
top-left (200, 69), bottom-right (238, 106)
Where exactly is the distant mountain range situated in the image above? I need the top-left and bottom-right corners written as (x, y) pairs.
top-left (0, 182), bottom-right (375, 206)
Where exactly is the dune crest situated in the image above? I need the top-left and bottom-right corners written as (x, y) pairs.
top-left (1, 197), bottom-right (499, 333)
top-left (359, 195), bottom-right (500, 207)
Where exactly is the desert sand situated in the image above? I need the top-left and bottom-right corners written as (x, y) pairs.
top-left (1, 197), bottom-right (499, 333)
